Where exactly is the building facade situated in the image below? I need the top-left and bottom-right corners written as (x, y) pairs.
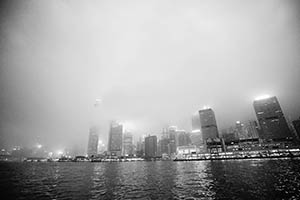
top-left (199, 108), bottom-right (219, 143)
top-left (177, 131), bottom-right (191, 146)
top-left (122, 132), bottom-right (133, 156)
top-left (253, 96), bottom-right (292, 141)
top-left (243, 120), bottom-right (259, 139)
top-left (87, 127), bottom-right (99, 157)
top-left (108, 121), bottom-right (123, 156)
top-left (145, 135), bottom-right (157, 158)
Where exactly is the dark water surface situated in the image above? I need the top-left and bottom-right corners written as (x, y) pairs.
top-left (1, 159), bottom-right (300, 199)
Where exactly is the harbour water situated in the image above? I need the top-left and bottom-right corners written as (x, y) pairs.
top-left (1, 159), bottom-right (300, 199)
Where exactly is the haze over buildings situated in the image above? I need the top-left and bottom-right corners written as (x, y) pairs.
top-left (1, 0), bottom-right (300, 152)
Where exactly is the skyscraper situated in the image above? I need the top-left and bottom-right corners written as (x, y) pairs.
top-left (234, 120), bottom-right (260, 140)
top-left (122, 132), bottom-right (133, 156)
top-left (235, 121), bottom-right (244, 139)
top-left (136, 137), bottom-right (144, 157)
top-left (243, 120), bottom-right (259, 139)
top-left (253, 96), bottom-right (292, 141)
top-left (145, 135), bottom-right (157, 158)
top-left (177, 130), bottom-right (191, 146)
top-left (168, 126), bottom-right (177, 155)
top-left (160, 137), bottom-right (169, 155)
top-left (87, 127), bottom-right (99, 157)
top-left (108, 121), bottom-right (123, 156)
top-left (199, 108), bottom-right (219, 143)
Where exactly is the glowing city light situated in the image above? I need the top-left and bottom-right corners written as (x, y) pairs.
top-left (203, 105), bottom-right (211, 110)
top-left (192, 129), bottom-right (201, 133)
top-left (254, 95), bottom-right (271, 101)
top-left (37, 144), bottom-right (42, 149)
top-left (57, 150), bottom-right (63, 155)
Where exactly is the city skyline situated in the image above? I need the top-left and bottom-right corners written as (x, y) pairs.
top-left (1, 0), bottom-right (300, 152)
top-left (1, 1), bottom-right (300, 199)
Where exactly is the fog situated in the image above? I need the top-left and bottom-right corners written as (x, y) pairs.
top-left (1, 0), bottom-right (300, 152)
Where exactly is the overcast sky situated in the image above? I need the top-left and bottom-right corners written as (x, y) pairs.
top-left (1, 0), bottom-right (300, 152)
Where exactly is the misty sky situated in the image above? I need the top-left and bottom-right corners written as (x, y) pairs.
top-left (1, 0), bottom-right (300, 152)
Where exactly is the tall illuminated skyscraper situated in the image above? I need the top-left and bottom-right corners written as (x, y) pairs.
top-left (253, 96), bottom-right (292, 141)
top-left (199, 108), bottom-right (219, 142)
top-left (87, 127), bottom-right (99, 157)
top-left (108, 121), bottom-right (123, 156)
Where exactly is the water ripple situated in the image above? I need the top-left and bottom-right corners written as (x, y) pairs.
top-left (1, 159), bottom-right (300, 199)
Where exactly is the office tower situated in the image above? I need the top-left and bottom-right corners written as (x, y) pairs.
top-left (122, 132), bottom-right (133, 156)
top-left (136, 138), bottom-right (144, 157)
top-left (168, 126), bottom-right (177, 155)
top-left (87, 127), bottom-right (99, 157)
top-left (253, 96), bottom-right (292, 141)
top-left (199, 108), bottom-right (219, 143)
top-left (160, 137), bottom-right (169, 155)
top-left (108, 121), bottom-right (123, 156)
top-left (235, 121), bottom-right (245, 139)
top-left (234, 120), bottom-right (259, 140)
top-left (177, 130), bottom-right (191, 146)
top-left (145, 135), bottom-right (157, 158)
top-left (243, 120), bottom-right (259, 139)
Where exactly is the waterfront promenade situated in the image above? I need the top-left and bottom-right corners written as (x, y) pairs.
top-left (174, 148), bottom-right (300, 161)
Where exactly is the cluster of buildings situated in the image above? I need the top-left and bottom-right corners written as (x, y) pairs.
top-left (87, 121), bottom-right (135, 158)
top-left (86, 95), bottom-right (300, 160)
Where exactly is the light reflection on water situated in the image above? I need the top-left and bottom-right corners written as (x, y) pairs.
top-left (1, 159), bottom-right (300, 199)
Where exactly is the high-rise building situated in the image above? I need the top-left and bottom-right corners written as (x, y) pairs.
top-left (145, 135), bottom-right (157, 158)
top-left (122, 132), bottom-right (133, 156)
top-left (235, 121), bottom-right (245, 139)
top-left (160, 137), bottom-right (169, 155)
top-left (177, 130), bottom-right (191, 146)
top-left (168, 126), bottom-right (177, 155)
top-left (136, 137), bottom-right (144, 157)
top-left (234, 120), bottom-right (260, 140)
top-left (243, 120), bottom-right (259, 139)
top-left (253, 96), bottom-right (292, 141)
top-left (199, 108), bottom-right (219, 143)
top-left (87, 127), bottom-right (99, 157)
top-left (108, 121), bottom-right (123, 156)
